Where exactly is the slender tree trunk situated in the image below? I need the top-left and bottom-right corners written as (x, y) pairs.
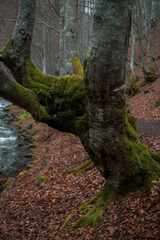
top-left (145, 0), bottom-right (152, 69)
top-left (78, 0), bottom-right (85, 64)
top-left (59, 0), bottom-right (79, 76)
top-left (42, 20), bottom-right (47, 74)
top-left (130, 24), bottom-right (136, 79)
top-left (135, 0), bottom-right (146, 75)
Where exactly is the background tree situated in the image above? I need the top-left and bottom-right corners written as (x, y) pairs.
top-left (129, 0), bottom-right (160, 81)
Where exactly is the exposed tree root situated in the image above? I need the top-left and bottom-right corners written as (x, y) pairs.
top-left (60, 184), bottom-right (117, 233)
top-left (150, 151), bottom-right (160, 163)
top-left (65, 160), bottom-right (94, 175)
top-left (60, 212), bottom-right (75, 231)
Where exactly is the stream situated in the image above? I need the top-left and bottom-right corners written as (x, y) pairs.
top-left (0, 99), bottom-right (33, 176)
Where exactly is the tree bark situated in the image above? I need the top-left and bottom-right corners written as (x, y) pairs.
top-left (59, 0), bottom-right (79, 76)
top-left (84, 0), bottom-right (160, 193)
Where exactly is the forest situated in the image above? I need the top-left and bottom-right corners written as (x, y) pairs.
top-left (0, 0), bottom-right (160, 239)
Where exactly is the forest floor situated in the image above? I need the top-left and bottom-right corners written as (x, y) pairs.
top-left (0, 75), bottom-right (160, 239)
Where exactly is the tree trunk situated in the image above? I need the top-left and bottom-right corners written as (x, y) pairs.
top-left (0, 0), bottom-right (160, 195)
top-left (135, 0), bottom-right (146, 75)
top-left (84, 0), bottom-right (160, 193)
top-left (130, 1), bottom-right (136, 80)
top-left (59, 0), bottom-right (79, 76)
top-left (42, 10), bottom-right (47, 74)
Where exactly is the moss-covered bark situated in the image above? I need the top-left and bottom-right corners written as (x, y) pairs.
top-left (60, 184), bottom-right (117, 231)
top-left (0, 43), bottom-right (88, 135)
top-left (21, 57), bottom-right (87, 134)
top-left (119, 115), bottom-right (160, 194)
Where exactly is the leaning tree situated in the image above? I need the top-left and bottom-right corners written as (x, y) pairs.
top-left (0, 0), bottom-right (160, 226)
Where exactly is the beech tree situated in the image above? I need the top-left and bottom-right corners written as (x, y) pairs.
top-left (59, 0), bottom-right (79, 76)
top-left (0, 0), bottom-right (160, 224)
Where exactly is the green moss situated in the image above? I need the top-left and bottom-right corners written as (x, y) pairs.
top-left (36, 176), bottom-right (46, 186)
top-left (155, 99), bottom-right (160, 106)
top-left (74, 113), bottom-right (88, 135)
top-left (16, 112), bottom-right (31, 120)
top-left (29, 128), bottom-right (39, 135)
top-left (50, 221), bottom-right (61, 226)
top-left (44, 147), bottom-right (49, 154)
top-left (14, 81), bottom-right (51, 123)
top-left (87, 89), bottom-right (99, 101)
top-left (127, 112), bottom-right (137, 131)
top-left (3, 105), bottom-right (15, 111)
top-left (27, 163), bottom-right (33, 169)
top-left (0, 199), bottom-right (7, 205)
top-left (65, 160), bottom-right (93, 174)
top-left (25, 57), bottom-right (57, 87)
top-left (127, 74), bottom-right (139, 96)
top-left (120, 116), bottom-right (160, 194)
top-left (145, 68), bottom-right (158, 83)
top-left (0, 39), bottom-right (10, 54)
top-left (12, 56), bottom-right (86, 134)
top-left (140, 81), bottom-right (147, 87)
top-left (154, 93), bottom-right (160, 107)
top-left (150, 151), bottom-right (160, 162)
top-left (0, 180), bottom-right (10, 190)
top-left (71, 184), bottom-right (116, 228)
top-left (60, 212), bottom-right (74, 231)
top-left (19, 171), bottom-right (26, 176)
top-left (60, 185), bottom-right (116, 231)
top-left (14, 123), bottom-right (20, 126)
top-left (72, 56), bottom-right (84, 78)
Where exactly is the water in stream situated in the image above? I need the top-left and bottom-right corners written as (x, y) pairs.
top-left (0, 99), bottom-right (32, 176)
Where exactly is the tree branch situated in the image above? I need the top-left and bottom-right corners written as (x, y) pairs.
top-left (0, 18), bottom-right (59, 33)
top-left (0, 63), bottom-right (52, 124)
top-left (0, 0), bottom-right (87, 138)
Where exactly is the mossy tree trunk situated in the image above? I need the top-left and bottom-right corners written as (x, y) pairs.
top-left (0, 0), bottom-right (160, 196)
top-left (84, 0), bottom-right (160, 193)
